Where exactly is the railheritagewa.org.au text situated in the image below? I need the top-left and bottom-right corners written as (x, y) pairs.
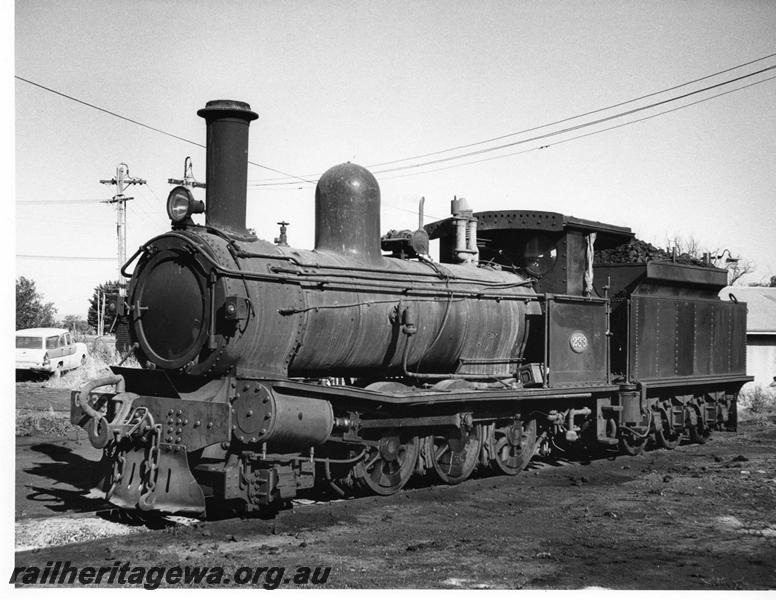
top-left (11, 561), bottom-right (332, 589)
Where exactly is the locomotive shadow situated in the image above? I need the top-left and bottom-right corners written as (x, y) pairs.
top-left (21, 442), bottom-right (111, 515)
top-left (15, 371), bottom-right (50, 383)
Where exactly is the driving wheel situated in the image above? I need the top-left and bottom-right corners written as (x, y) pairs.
top-left (426, 425), bottom-right (483, 484)
top-left (491, 419), bottom-right (536, 475)
top-left (353, 433), bottom-right (420, 496)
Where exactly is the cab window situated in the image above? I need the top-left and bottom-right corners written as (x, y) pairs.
top-left (64, 333), bottom-right (71, 345)
top-left (516, 233), bottom-right (558, 276)
top-left (46, 336), bottom-right (59, 349)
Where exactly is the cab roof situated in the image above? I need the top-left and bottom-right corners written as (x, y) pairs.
top-left (426, 209), bottom-right (634, 249)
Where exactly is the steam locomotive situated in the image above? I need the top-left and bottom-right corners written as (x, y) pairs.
top-left (71, 100), bottom-right (751, 516)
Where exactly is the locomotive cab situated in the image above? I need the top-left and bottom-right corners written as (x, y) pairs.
top-left (426, 209), bottom-right (634, 296)
top-left (427, 211), bottom-right (634, 388)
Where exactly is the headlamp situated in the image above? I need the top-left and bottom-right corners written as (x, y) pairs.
top-left (166, 186), bottom-right (205, 223)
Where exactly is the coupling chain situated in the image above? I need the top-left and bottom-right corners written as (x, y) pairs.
top-left (106, 445), bottom-right (125, 500)
top-left (141, 424), bottom-right (163, 502)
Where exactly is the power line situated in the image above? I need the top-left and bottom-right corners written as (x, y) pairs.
top-left (376, 72), bottom-right (776, 181)
top-left (368, 51), bottom-right (776, 168)
top-left (14, 75), bottom-right (313, 184)
top-left (374, 64), bottom-right (776, 174)
top-left (250, 62), bottom-right (776, 185)
top-left (17, 254), bottom-right (116, 261)
top-left (16, 199), bottom-right (109, 205)
top-left (249, 50), bottom-right (776, 182)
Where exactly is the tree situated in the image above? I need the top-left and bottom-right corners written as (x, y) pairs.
top-left (61, 314), bottom-right (89, 334)
top-left (87, 280), bottom-right (121, 333)
top-left (749, 275), bottom-right (776, 287)
top-left (666, 235), bottom-right (754, 285)
top-left (16, 276), bottom-right (58, 329)
top-left (723, 257), bottom-right (755, 285)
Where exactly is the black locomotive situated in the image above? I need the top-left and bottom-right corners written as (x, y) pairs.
top-left (71, 100), bottom-right (751, 516)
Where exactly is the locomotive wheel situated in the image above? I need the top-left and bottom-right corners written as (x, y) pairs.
top-left (353, 434), bottom-right (420, 496)
top-left (619, 433), bottom-right (647, 456)
top-left (491, 419), bottom-right (536, 476)
top-left (655, 428), bottom-right (681, 449)
top-left (619, 410), bottom-right (650, 455)
top-left (426, 425), bottom-right (483, 484)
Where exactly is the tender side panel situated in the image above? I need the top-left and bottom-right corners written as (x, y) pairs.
top-left (630, 296), bottom-right (747, 381)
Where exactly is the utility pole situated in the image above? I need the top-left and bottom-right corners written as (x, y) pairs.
top-left (100, 163), bottom-right (146, 297)
top-left (96, 291), bottom-right (103, 337)
top-left (100, 291), bottom-right (107, 336)
top-left (168, 156), bottom-right (206, 190)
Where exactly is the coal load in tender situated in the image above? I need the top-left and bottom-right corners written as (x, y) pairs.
top-left (594, 238), bottom-right (706, 266)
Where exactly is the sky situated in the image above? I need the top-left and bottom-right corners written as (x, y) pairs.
top-left (12, 0), bottom-right (776, 319)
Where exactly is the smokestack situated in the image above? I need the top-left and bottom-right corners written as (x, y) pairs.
top-left (197, 100), bottom-right (258, 234)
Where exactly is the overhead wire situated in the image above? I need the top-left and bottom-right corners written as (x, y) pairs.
top-left (16, 54), bottom-right (776, 205)
top-left (16, 199), bottom-right (110, 205)
top-left (368, 51), bottom-right (776, 168)
top-left (250, 63), bottom-right (776, 186)
top-left (17, 254), bottom-right (116, 261)
top-left (250, 50), bottom-right (776, 184)
top-left (14, 75), bottom-right (314, 184)
top-left (375, 72), bottom-right (776, 181)
top-left (371, 64), bottom-right (776, 175)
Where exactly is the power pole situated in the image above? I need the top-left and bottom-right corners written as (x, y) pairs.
top-left (96, 291), bottom-right (103, 337)
top-left (100, 291), bottom-right (106, 336)
top-left (168, 156), bottom-right (205, 190)
top-left (100, 163), bottom-right (146, 297)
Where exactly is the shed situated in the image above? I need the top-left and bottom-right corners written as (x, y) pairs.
top-left (719, 286), bottom-right (776, 386)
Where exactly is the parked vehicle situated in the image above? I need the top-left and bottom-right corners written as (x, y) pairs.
top-left (15, 327), bottom-right (88, 376)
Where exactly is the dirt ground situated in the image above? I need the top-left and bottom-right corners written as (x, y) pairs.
top-left (14, 382), bottom-right (776, 589)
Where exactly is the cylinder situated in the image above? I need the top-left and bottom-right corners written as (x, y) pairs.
top-left (197, 100), bottom-right (258, 234)
top-left (314, 162), bottom-right (382, 263)
top-left (259, 390), bottom-right (334, 449)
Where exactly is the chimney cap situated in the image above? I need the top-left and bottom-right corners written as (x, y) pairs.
top-left (197, 99), bottom-right (258, 121)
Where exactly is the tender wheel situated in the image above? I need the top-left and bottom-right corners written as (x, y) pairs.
top-left (688, 423), bottom-right (711, 444)
top-left (687, 404), bottom-right (711, 444)
top-left (654, 406), bottom-right (681, 449)
top-left (491, 419), bottom-right (536, 475)
top-left (353, 434), bottom-right (420, 496)
top-left (426, 425), bottom-right (483, 484)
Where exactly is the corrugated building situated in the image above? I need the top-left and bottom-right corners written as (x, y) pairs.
top-left (720, 286), bottom-right (776, 386)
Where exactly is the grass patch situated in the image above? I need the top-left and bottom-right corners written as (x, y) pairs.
top-left (44, 336), bottom-right (139, 391)
top-left (16, 409), bottom-right (80, 438)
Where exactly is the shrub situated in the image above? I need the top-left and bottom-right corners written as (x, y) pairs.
top-left (737, 383), bottom-right (776, 424)
top-left (44, 336), bottom-right (139, 391)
